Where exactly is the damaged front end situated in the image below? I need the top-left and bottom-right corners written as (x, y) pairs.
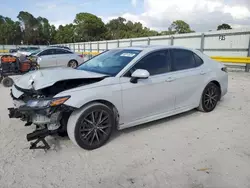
top-left (8, 85), bottom-right (76, 150)
top-left (7, 67), bottom-right (109, 150)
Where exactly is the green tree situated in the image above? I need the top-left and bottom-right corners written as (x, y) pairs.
top-left (37, 17), bottom-right (51, 44)
top-left (0, 12), bottom-right (197, 45)
top-left (54, 24), bottom-right (76, 43)
top-left (17, 11), bottom-right (39, 44)
top-left (0, 16), bottom-right (22, 44)
top-left (16, 11), bottom-right (57, 44)
top-left (160, 30), bottom-right (175, 35)
top-left (169, 20), bottom-right (194, 34)
top-left (49, 25), bottom-right (57, 44)
top-left (74, 12), bottom-right (107, 42)
top-left (106, 17), bottom-right (128, 39)
top-left (106, 17), bottom-right (159, 39)
top-left (217, 23), bottom-right (232, 30)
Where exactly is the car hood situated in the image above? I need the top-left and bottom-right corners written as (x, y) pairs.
top-left (14, 67), bottom-right (107, 90)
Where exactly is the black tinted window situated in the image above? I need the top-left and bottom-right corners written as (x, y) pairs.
top-left (129, 50), bottom-right (170, 76)
top-left (171, 49), bottom-right (196, 71)
top-left (55, 49), bottom-right (72, 54)
top-left (39, 49), bottom-right (56, 56)
top-left (194, 53), bottom-right (204, 66)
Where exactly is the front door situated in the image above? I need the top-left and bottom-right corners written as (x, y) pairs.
top-left (120, 49), bottom-right (175, 124)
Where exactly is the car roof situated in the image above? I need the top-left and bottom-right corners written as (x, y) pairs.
top-left (43, 47), bottom-right (72, 51)
top-left (116, 45), bottom-right (196, 53)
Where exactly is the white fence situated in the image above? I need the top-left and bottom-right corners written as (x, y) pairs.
top-left (1, 29), bottom-right (250, 57)
top-left (0, 45), bottom-right (48, 52)
top-left (55, 28), bottom-right (250, 57)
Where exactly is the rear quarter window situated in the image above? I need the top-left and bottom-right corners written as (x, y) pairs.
top-left (193, 53), bottom-right (204, 66)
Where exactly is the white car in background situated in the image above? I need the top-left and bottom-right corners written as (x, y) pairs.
top-left (12, 47), bottom-right (40, 56)
top-left (8, 45), bottom-right (228, 150)
top-left (29, 47), bottom-right (84, 68)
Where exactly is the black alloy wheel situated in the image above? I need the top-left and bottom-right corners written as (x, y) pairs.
top-left (200, 83), bottom-right (220, 112)
top-left (68, 60), bottom-right (78, 68)
top-left (75, 106), bottom-right (114, 150)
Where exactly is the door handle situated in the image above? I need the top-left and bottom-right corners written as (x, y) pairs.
top-left (165, 77), bottom-right (176, 82)
top-left (200, 71), bottom-right (206, 75)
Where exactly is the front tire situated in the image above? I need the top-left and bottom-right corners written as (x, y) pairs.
top-left (2, 77), bottom-right (14, 87)
top-left (198, 82), bottom-right (220, 112)
top-left (67, 103), bottom-right (115, 150)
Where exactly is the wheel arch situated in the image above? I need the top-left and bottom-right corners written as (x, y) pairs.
top-left (69, 59), bottom-right (78, 62)
top-left (198, 79), bottom-right (222, 107)
top-left (209, 80), bottom-right (222, 98)
top-left (79, 99), bottom-right (120, 125)
top-left (67, 100), bottom-right (117, 149)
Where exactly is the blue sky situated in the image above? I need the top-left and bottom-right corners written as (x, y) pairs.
top-left (0, 0), bottom-right (250, 31)
top-left (0, 0), bottom-right (143, 26)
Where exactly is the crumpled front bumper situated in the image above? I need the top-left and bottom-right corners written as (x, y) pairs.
top-left (8, 103), bottom-right (74, 150)
top-left (8, 105), bottom-right (62, 127)
top-left (8, 106), bottom-right (56, 149)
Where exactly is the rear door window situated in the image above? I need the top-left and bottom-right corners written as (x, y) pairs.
top-left (55, 49), bottom-right (73, 54)
top-left (171, 49), bottom-right (197, 71)
top-left (39, 49), bottom-right (56, 56)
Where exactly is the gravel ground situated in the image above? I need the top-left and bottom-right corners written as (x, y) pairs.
top-left (0, 72), bottom-right (250, 188)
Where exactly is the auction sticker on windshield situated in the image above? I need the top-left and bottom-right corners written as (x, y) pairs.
top-left (120, 53), bottom-right (136, 57)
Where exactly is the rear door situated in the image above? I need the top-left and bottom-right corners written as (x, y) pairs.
top-left (38, 49), bottom-right (57, 68)
top-left (55, 49), bottom-right (74, 67)
top-left (169, 49), bottom-right (206, 109)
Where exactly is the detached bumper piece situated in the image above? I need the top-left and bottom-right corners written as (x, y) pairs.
top-left (8, 107), bottom-right (58, 150)
top-left (8, 107), bottom-right (24, 119)
top-left (27, 129), bottom-right (57, 150)
top-left (8, 104), bottom-right (74, 150)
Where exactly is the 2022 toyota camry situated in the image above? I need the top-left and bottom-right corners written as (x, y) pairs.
top-left (8, 45), bottom-right (228, 150)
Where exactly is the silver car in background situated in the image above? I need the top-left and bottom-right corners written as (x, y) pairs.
top-left (30, 47), bottom-right (84, 68)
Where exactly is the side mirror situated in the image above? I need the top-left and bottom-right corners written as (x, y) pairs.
top-left (130, 69), bottom-right (150, 83)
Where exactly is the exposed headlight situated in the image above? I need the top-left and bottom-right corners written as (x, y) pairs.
top-left (26, 96), bottom-right (70, 108)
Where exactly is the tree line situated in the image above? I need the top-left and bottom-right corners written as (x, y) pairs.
top-left (0, 11), bottom-right (232, 45)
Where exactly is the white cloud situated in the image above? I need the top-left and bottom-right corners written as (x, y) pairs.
top-left (108, 0), bottom-right (250, 32)
top-left (223, 5), bottom-right (250, 19)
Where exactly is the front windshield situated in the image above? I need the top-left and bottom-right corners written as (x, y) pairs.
top-left (77, 49), bottom-right (141, 76)
top-left (30, 49), bottom-right (42, 56)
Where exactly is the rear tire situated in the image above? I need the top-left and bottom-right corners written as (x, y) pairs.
top-left (2, 77), bottom-right (14, 87)
top-left (67, 60), bottom-right (78, 68)
top-left (67, 103), bottom-right (115, 150)
top-left (198, 82), bottom-right (220, 112)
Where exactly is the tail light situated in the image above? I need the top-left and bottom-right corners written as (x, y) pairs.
top-left (78, 54), bottom-right (84, 58)
top-left (221, 67), bottom-right (227, 73)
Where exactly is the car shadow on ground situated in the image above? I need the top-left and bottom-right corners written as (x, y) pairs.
top-left (45, 109), bottom-right (198, 152)
top-left (109, 109), bottom-right (198, 142)
top-left (46, 100), bottom-right (226, 152)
